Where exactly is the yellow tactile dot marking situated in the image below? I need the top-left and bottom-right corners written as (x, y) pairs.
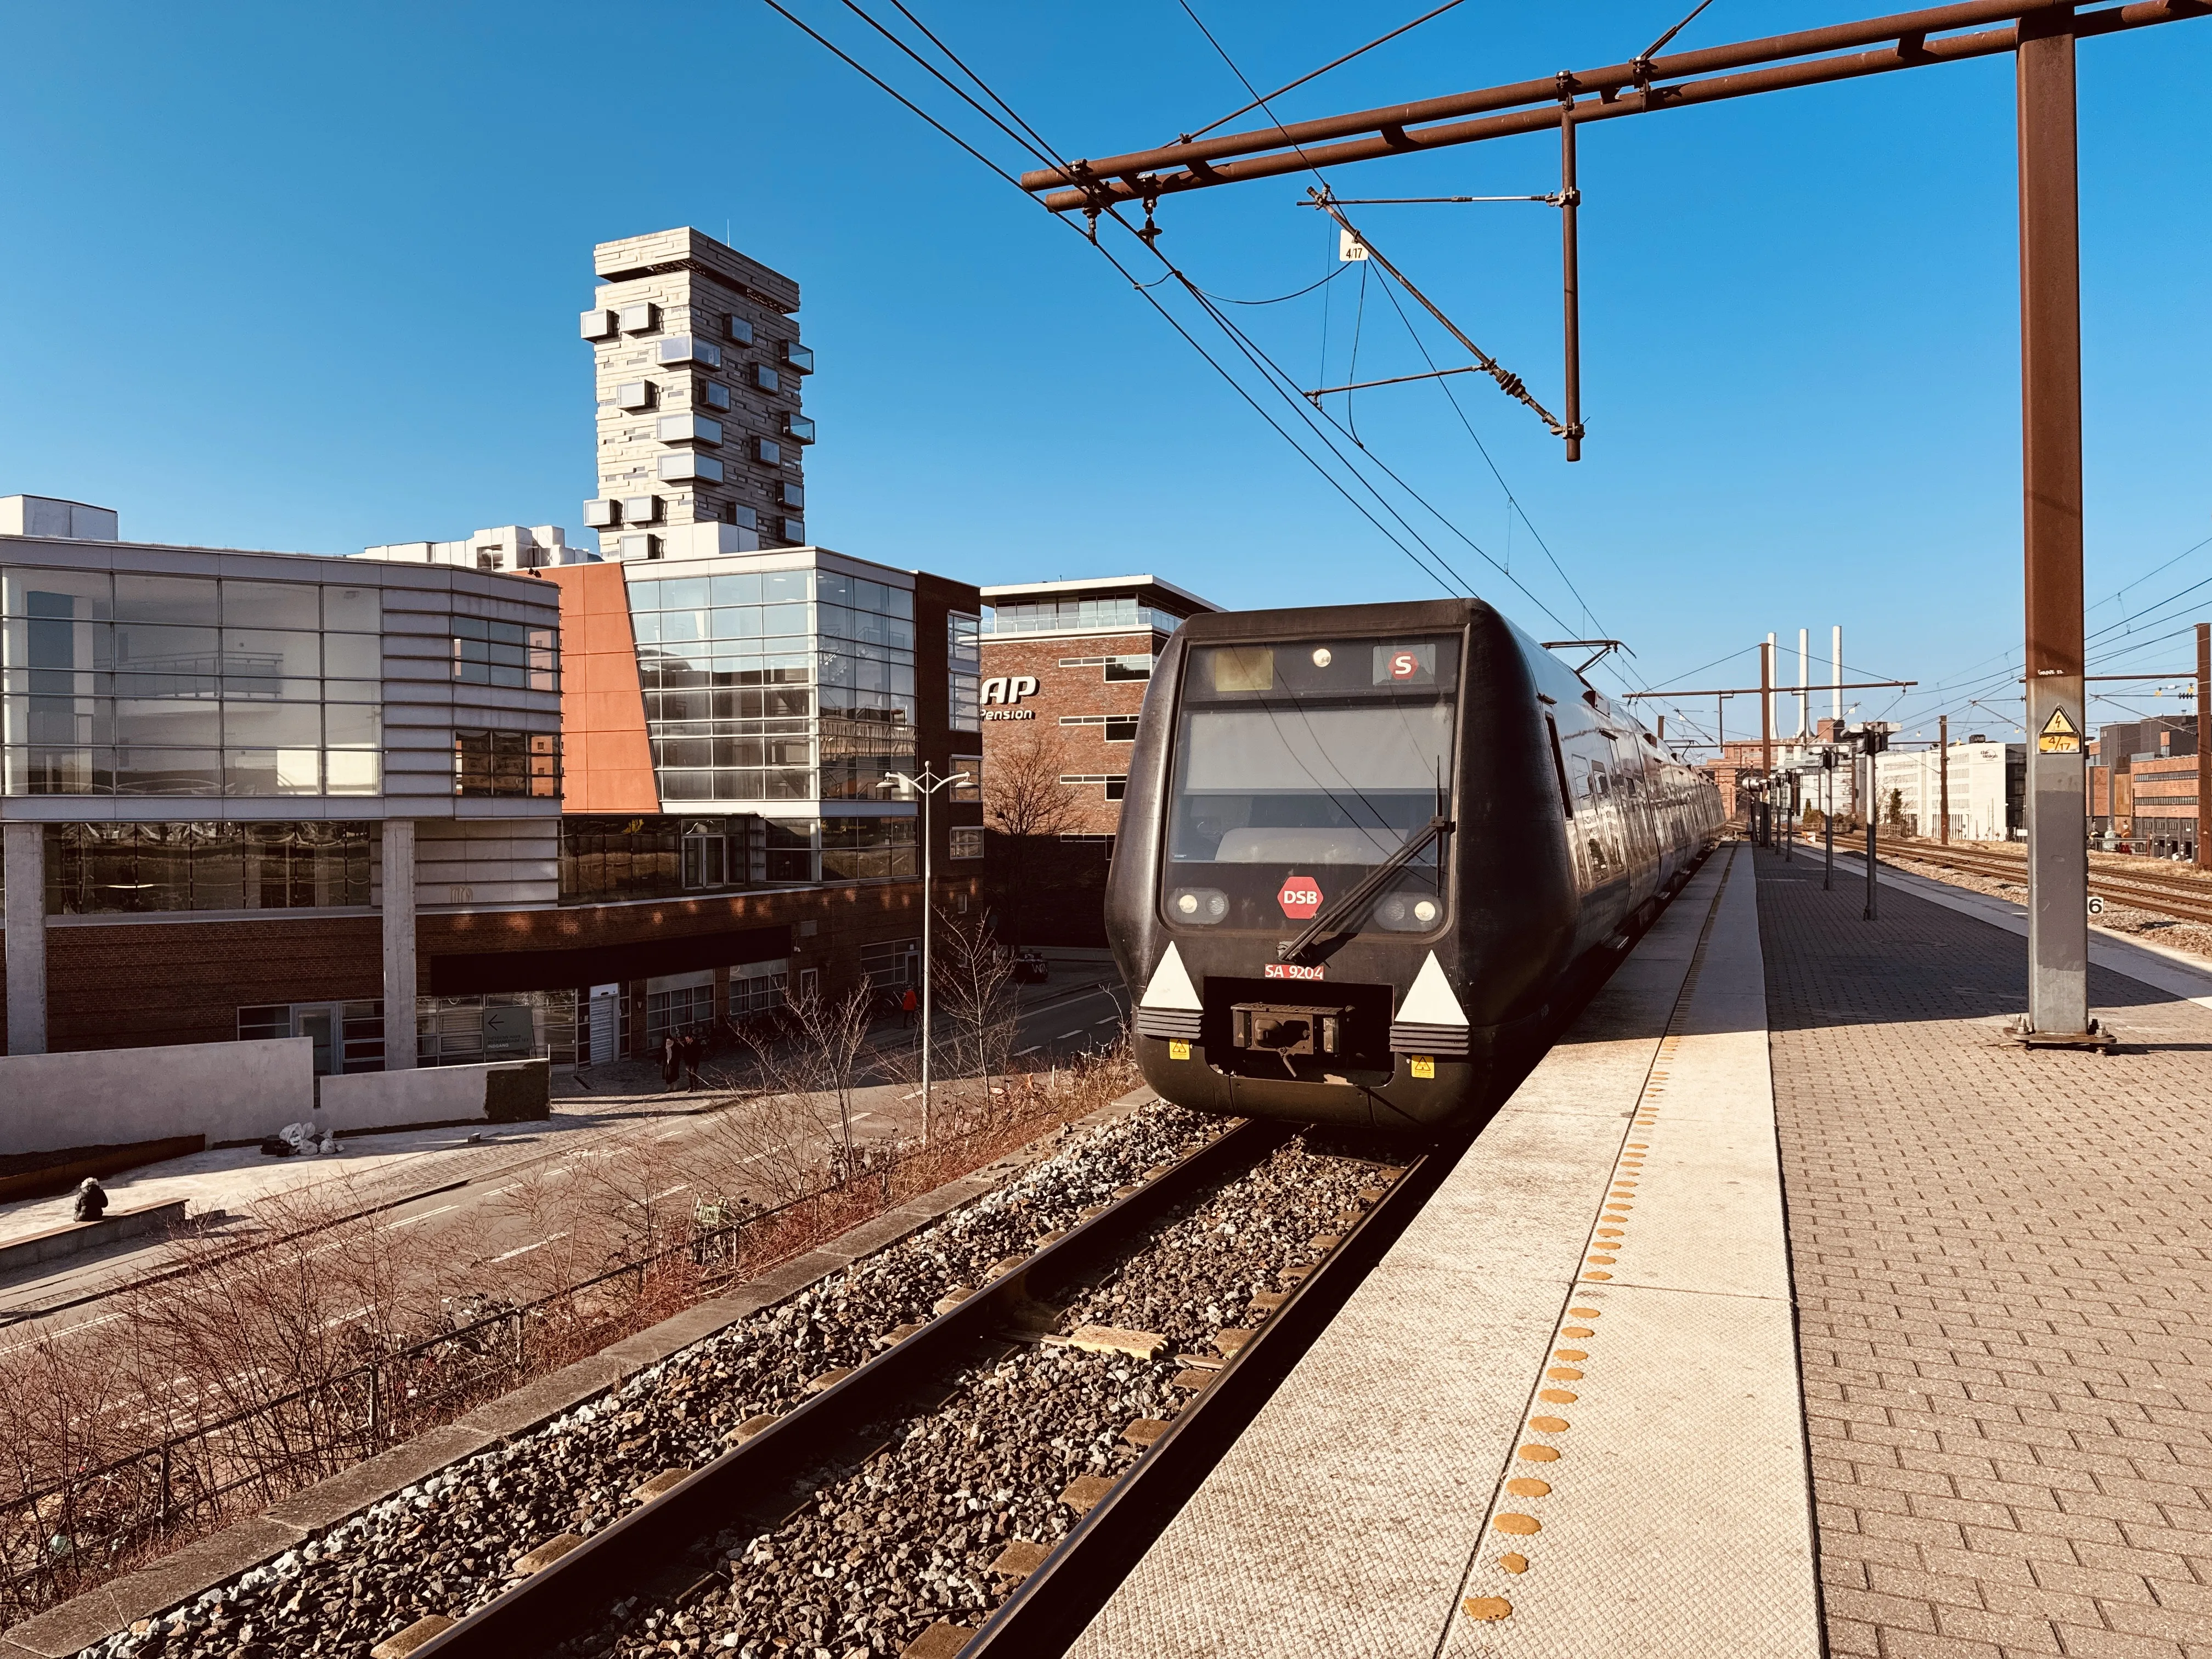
top-left (1471, 1031), bottom-right (1675, 1625)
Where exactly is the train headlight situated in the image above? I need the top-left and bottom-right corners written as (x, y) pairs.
top-left (1375, 891), bottom-right (1443, 932)
top-left (1170, 887), bottom-right (1229, 924)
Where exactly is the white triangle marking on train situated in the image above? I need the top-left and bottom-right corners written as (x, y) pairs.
top-left (1397, 952), bottom-right (1468, 1026)
top-left (1139, 942), bottom-right (1202, 1011)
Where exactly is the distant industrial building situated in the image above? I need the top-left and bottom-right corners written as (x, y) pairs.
top-left (2089, 714), bottom-right (2197, 854)
top-left (1873, 738), bottom-right (2025, 842)
top-left (1705, 723), bottom-right (1864, 825)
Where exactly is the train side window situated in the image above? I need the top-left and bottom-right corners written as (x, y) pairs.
top-left (1545, 714), bottom-right (1574, 819)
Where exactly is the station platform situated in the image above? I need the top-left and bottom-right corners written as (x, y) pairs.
top-left (1074, 842), bottom-right (2212, 1659)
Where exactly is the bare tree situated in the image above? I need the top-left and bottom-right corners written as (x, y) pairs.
top-left (739, 983), bottom-right (874, 1161)
top-left (929, 907), bottom-right (1024, 1122)
top-left (983, 722), bottom-right (1085, 949)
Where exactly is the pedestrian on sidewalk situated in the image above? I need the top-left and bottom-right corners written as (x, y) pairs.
top-left (679, 1030), bottom-right (704, 1090)
top-left (900, 986), bottom-right (918, 1028)
top-left (73, 1178), bottom-right (108, 1223)
top-left (660, 1032), bottom-right (681, 1089)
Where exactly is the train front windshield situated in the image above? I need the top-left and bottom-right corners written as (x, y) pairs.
top-left (1163, 637), bottom-right (1459, 933)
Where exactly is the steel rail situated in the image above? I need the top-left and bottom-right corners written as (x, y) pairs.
top-left (410, 1116), bottom-right (1291, 1657)
top-left (1025, 0), bottom-right (2208, 211)
top-left (959, 1120), bottom-right (1469, 1656)
top-left (1839, 833), bottom-right (2212, 924)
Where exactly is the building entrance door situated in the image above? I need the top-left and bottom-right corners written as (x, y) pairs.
top-left (588, 984), bottom-right (621, 1065)
top-left (295, 1006), bottom-right (340, 1076)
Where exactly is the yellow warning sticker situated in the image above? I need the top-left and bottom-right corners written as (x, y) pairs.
top-left (1167, 1040), bottom-right (1192, 1060)
top-left (1410, 1056), bottom-right (1436, 1079)
top-left (2038, 706), bottom-right (2082, 753)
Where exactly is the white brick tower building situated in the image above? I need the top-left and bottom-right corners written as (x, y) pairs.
top-left (579, 229), bottom-right (814, 560)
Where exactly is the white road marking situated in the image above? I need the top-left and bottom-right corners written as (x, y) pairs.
top-left (1014, 1045), bottom-right (1042, 1057)
top-left (489, 1232), bottom-right (569, 1262)
top-left (646, 1183), bottom-right (691, 1203)
top-left (383, 1204), bottom-right (458, 1231)
top-left (0, 1308), bottom-right (127, 1354)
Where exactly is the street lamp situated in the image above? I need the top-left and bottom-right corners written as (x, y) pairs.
top-left (878, 764), bottom-right (970, 1144)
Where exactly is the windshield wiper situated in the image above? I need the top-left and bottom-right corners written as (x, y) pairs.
top-left (1278, 814), bottom-right (1453, 962)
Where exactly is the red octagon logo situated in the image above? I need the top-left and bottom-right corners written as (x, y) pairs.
top-left (1277, 875), bottom-right (1324, 918)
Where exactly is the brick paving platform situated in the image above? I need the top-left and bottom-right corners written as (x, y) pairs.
top-left (1758, 847), bottom-right (2212, 1659)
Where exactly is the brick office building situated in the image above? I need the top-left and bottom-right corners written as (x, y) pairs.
top-left (2088, 714), bottom-right (2197, 853)
top-left (974, 575), bottom-right (1217, 945)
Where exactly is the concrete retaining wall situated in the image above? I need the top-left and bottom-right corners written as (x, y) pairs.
top-left (0, 1040), bottom-right (313, 1156)
top-left (0, 1047), bottom-right (551, 1158)
top-left (317, 1061), bottom-right (548, 1133)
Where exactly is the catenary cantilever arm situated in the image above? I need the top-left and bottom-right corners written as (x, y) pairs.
top-left (1279, 815), bottom-right (1453, 961)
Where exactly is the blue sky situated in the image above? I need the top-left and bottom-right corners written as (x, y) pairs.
top-left (3, 2), bottom-right (2207, 747)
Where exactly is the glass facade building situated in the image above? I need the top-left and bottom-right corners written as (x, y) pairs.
top-left (626, 565), bottom-right (917, 803)
top-left (2, 567), bottom-right (385, 798)
top-left (47, 821), bottom-right (373, 913)
top-left (981, 595), bottom-right (1171, 636)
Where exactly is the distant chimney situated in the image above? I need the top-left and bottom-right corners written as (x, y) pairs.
top-left (1, 495), bottom-right (120, 540)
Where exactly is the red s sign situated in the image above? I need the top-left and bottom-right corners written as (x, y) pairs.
top-left (1389, 651), bottom-right (1418, 680)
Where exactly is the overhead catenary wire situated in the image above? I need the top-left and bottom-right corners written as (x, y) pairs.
top-left (1198, 263), bottom-right (1353, 306)
top-left (1177, 0), bottom-right (1471, 144)
top-left (1156, 0), bottom-right (1626, 668)
top-left (1364, 262), bottom-right (1601, 634)
top-left (764, 0), bottom-right (1483, 602)
top-left (763, 0), bottom-right (1620, 670)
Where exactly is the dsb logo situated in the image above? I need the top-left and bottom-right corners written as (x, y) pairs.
top-left (1277, 877), bottom-right (1323, 918)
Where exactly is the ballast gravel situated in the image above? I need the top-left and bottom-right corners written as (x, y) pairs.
top-left (591, 1136), bottom-right (1385, 1658)
top-left (79, 1103), bottom-right (1217, 1659)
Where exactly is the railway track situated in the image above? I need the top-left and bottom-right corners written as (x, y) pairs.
top-left (1821, 833), bottom-right (2212, 927)
top-left (375, 1115), bottom-right (1454, 1659)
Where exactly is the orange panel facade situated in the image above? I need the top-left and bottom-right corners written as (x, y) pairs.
top-left (535, 563), bottom-right (659, 811)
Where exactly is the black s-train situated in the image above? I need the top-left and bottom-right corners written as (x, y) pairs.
top-left (1105, 599), bottom-right (1724, 1132)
